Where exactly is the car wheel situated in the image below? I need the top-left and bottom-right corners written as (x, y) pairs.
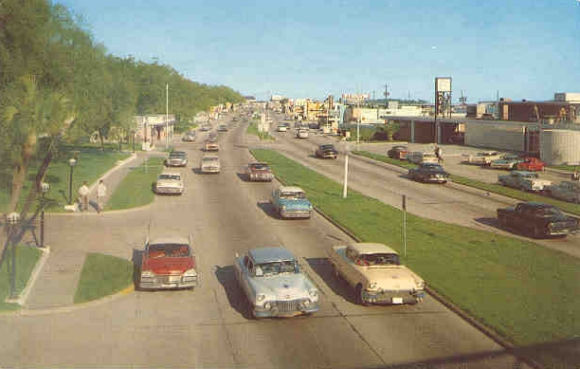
top-left (532, 226), bottom-right (544, 239)
top-left (355, 284), bottom-right (368, 306)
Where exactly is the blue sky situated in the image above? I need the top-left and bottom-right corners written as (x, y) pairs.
top-left (58, 0), bottom-right (580, 102)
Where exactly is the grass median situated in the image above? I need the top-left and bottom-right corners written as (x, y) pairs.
top-left (106, 157), bottom-right (165, 210)
top-left (251, 148), bottom-right (580, 349)
top-left (0, 245), bottom-right (42, 311)
top-left (246, 120), bottom-right (274, 141)
top-left (74, 253), bottom-right (133, 304)
top-left (353, 150), bottom-right (580, 216)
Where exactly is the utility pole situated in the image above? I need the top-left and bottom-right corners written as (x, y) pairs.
top-left (383, 83), bottom-right (389, 108)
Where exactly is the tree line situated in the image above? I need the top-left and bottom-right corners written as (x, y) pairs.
top-left (0, 0), bottom-right (244, 214)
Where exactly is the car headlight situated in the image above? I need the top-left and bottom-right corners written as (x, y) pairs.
top-left (281, 205), bottom-right (286, 211)
top-left (264, 302), bottom-right (272, 310)
top-left (368, 282), bottom-right (378, 290)
top-left (183, 268), bottom-right (197, 277)
top-left (141, 270), bottom-right (155, 278)
top-left (309, 289), bottom-right (318, 298)
top-left (416, 280), bottom-right (425, 290)
top-left (256, 294), bottom-right (266, 302)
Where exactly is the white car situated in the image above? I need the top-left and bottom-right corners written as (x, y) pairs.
top-left (154, 172), bottom-right (184, 195)
top-left (407, 152), bottom-right (438, 164)
top-left (296, 129), bottom-right (309, 139)
top-left (463, 151), bottom-right (502, 165)
top-left (200, 155), bottom-right (221, 173)
top-left (277, 125), bottom-right (287, 132)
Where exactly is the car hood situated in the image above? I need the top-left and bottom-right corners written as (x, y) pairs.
top-left (143, 257), bottom-right (194, 274)
top-left (157, 180), bottom-right (182, 187)
top-left (251, 273), bottom-right (314, 299)
top-left (362, 266), bottom-right (421, 291)
top-left (279, 198), bottom-right (311, 209)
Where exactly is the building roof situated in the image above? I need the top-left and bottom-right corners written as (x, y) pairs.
top-left (249, 247), bottom-right (296, 264)
top-left (348, 243), bottom-right (398, 255)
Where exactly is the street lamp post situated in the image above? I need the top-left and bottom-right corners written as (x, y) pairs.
top-left (39, 182), bottom-right (49, 248)
top-left (68, 158), bottom-right (77, 205)
top-left (341, 141), bottom-right (351, 198)
top-left (6, 212), bottom-right (20, 301)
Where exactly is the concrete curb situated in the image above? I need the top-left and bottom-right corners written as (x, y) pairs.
top-left (7, 246), bottom-right (51, 306)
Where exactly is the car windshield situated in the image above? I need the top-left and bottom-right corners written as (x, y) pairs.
top-left (280, 191), bottom-right (306, 199)
top-left (202, 157), bottom-right (218, 162)
top-left (147, 243), bottom-right (190, 258)
top-left (254, 260), bottom-right (297, 276)
top-left (170, 152), bottom-right (185, 157)
top-left (359, 253), bottom-right (400, 265)
top-left (251, 163), bottom-right (269, 170)
top-left (321, 145), bottom-right (335, 150)
top-left (521, 173), bottom-right (538, 178)
top-left (535, 207), bottom-right (563, 217)
top-left (159, 174), bottom-right (180, 180)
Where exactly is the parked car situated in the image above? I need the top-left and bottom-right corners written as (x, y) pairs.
top-left (515, 157), bottom-right (546, 172)
top-left (315, 144), bottom-right (338, 159)
top-left (200, 155), bottom-right (221, 173)
top-left (165, 151), bottom-right (187, 167)
top-left (387, 145), bottom-right (408, 160)
top-left (546, 181), bottom-right (580, 203)
top-left (276, 125), bottom-right (287, 132)
top-left (217, 124), bottom-right (228, 132)
top-left (497, 202), bottom-right (579, 238)
top-left (271, 186), bottom-right (312, 219)
top-left (408, 163), bottom-right (449, 183)
top-left (328, 243), bottom-right (425, 305)
top-left (489, 154), bottom-right (523, 169)
top-left (138, 236), bottom-right (198, 290)
top-left (462, 151), bottom-right (502, 165)
top-left (498, 171), bottom-right (551, 192)
top-left (154, 172), bottom-right (184, 195)
top-left (182, 131), bottom-right (196, 142)
top-left (296, 129), bottom-right (309, 139)
top-left (407, 152), bottom-right (438, 164)
top-left (245, 162), bottom-right (273, 182)
top-left (204, 139), bottom-right (219, 151)
top-left (233, 247), bottom-right (320, 318)
top-left (200, 125), bottom-right (211, 132)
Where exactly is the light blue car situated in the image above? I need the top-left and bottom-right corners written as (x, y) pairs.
top-left (271, 186), bottom-right (313, 219)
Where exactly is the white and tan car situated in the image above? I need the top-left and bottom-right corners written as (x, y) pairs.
top-left (407, 152), bottom-right (438, 164)
top-left (154, 172), bottom-right (184, 195)
top-left (462, 151), bottom-right (502, 165)
top-left (328, 243), bottom-right (425, 305)
top-left (200, 155), bottom-right (221, 174)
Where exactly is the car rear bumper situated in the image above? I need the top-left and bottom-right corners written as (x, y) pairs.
top-left (280, 210), bottom-right (312, 218)
top-left (155, 187), bottom-right (183, 194)
top-left (249, 174), bottom-right (273, 181)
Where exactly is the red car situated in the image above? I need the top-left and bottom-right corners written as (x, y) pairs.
top-left (138, 237), bottom-right (199, 290)
top-left (516, 157), bottom-right (545, 172)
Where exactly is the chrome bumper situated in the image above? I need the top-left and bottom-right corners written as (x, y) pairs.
top-left (253, 299), bottom-right (319, 318)
top-left (139, 275), bottom-right (198, 290)
top-left (363, 289), bottom-right (425, 305)
top-left (280, 209), bottom-right (312, 218)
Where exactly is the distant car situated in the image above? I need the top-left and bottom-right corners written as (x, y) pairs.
top-left (497, 202), bottom-right (579, 238)
top-left (200, 125), bottom-right (211, 132)
top-left (516, 157), bottom-right (546, 172)
top-left (138, 236), bottom-right (198, 290)
top-left (271, 186), bottom-right (312, 219)
top-left (387, 145), bottom-right (408, 160)
top-left (498, 171), bottom-right (551, 192)
top-left (276, 125), bottom-right (287, 132)
top-left (233, 247), bottom-right (320, 318)
top-left (154, 172), bottom-right (184, 195)
top-left (296, 129), bottom-right (309, 139)
top-left (407, 152), bottom-right (438, 164)
top-left (217, 124), bottom-right (228, 132)
top-left (182, 132), bottom-right (196, 142)
top-left (546, 181), bottom-right (580, 203)
top-left (200, 155), bottom-right (221, 173)
top-left (204, 139), bottom-right (219, 152)
top-left (165, 151), bottom-right (187, 167)
top-left (328, 243), bottom-right (425, 305)
top-left (282, 122), bottom-right (291, 129)
top-left (489, 154), bottom-right (523, 170)
top-left (462, 151), bottom-right (502, 165)
top-left (408, 163), bottom-right (449, 183)
top-left (246, 162), bottom-right (273, 182)
top-left (315, 144), bottom-right (338, 159)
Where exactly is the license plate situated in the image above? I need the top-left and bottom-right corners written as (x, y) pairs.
top-left (168, 275), bottom-right (180, 283)
top-left (392, 297), bottom-right (403, 304)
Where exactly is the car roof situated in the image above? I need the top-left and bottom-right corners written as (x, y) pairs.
top-left (250, 162), bottom-right (269, 166)
top-left (160, 171), bottom-right (181, 176)
top-left (249, 247), bottom-right (296, 264)
top-left (202, 155), bottom-right (219, 159)
top-left (279, 186), bottom-right (304, 193)
top-left (521, 202), bottom-right (556, 209)
top-left (348, 242), bottom-right (398, 255)
top-left (511, 170), bottom-right (534, 175)
top-left (149, 236), bottom-right (189, 245)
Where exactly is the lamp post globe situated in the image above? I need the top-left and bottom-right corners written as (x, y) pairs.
top-left (68, 158), bottom-right (77, 205)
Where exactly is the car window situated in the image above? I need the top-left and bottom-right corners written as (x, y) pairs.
top-left (255, 261), bottom-right (297, 276)
top-left (360, 253), bottom-right (400, 266)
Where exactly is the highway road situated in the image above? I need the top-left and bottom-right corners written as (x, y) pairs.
top-left (0, 115), bottom-right (529, 368)
top-left (263, 114), bottom-right (580, 259)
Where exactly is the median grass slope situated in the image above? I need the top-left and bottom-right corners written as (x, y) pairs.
top-left (354, 150), bottom-right (580, 216)
top-left (106, 157), bottom-right (165, 210)
top-left (74, 253), bottom-right (133, 304)
top-left (252, 148), bottom-right (580, 347)
top-left (246, 120), bottom-right (274, 141)
top-left (0, 245), bottom-right (42, 311)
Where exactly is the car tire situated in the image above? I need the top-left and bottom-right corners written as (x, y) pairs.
top-left (355, 284), bottom-right (368, 306)
top-left (532, 226), bottom-right (544, 239)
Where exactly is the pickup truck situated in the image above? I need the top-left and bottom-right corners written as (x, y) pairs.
top-left (497, 202), bottom-right (579, 238)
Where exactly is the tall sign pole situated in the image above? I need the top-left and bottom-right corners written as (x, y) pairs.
top-left (402, 195), bottom-right (407, 257)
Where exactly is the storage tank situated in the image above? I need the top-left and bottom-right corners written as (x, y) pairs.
top-left (540, 129), bottom-right (580, 165)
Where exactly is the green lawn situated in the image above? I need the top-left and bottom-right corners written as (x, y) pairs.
top-left (0, 146), bottom-right (130, 213)
top-left (106, 157), bottom-right (165, 210)
top-left (74, 253), bottom-right (133, 304)
top-left (353, 150), bottom-right (580, 216)
top-left (251, 148), bottom-right (580, 348)
top-left (0, 245), bottom-right (42, 311)
top-left (549, 164), bottom-right (578, 172)
top-left (246, 120), bottom-right (274, 141)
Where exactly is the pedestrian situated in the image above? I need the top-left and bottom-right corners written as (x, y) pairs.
top-left (78, 181), bottom-right (90, 211)
top-left (96, 179), bottom-right (107, 213)
top-left (434, 145), bottom-right (443, 164)
top-left (572, 167), bottom-right (579, 181)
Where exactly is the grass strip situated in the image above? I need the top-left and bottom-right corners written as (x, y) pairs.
top-left (549, 165), bottom-right (577, 172)
top-left (246, 120), bottom-right (274, 141)
top-left (74, 253), bottom-right (133, 304)
top-left (106, 157), bottom-right (165, 210)
top-left (353, 150), bottom-right (580, 216)
top-left (251, 148), bottom-right (580, 347)
top-left (0, 245), bottom-right (42, 311)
